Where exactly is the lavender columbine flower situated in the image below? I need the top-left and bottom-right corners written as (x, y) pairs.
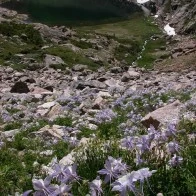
top-left (165, 123), bottom-right (177, 137)
top-left (89, 176), bottom-right (103, 196)
top-left (22, 190), bottom-right (33, 196)
top-left (111, 172), bottom-right (137, 196)
top-left (168, 154), bottom-right (183, 167)
top-left (167, 141), bottom-right (180, 154)
top-left (121, 136), bottom-right (135, 150)
top-left (98, 157), bottom-right (127, 183)
top-left (136, 135), bottom-right (151, 153)
top-left (50, 183), bottom-right (71, 196)
top-left (154, 131), bottom-right (168, 143)
top-left (147, 125), bottom-right (157, 140)
top-left (32, 176), bottom-right (56, 196)
top-left (52, 163), bottom-right (79, 184)
top-left (134, 152), bottom-right (144, 166)
top-left (51, 164), bottom-right (67, 183)
top-left (133, 168), bottom-right (156, 183)
top-left (95, 109), bottom-right (117, 124)
top-left (64, 164), bottom-right (79, 183)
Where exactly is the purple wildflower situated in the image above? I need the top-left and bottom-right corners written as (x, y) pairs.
top-left (121, 137), bottom-right (135, 150)
top-left (155, 132), bottom-right (168, 143)
top-left (98, 156), bottom-right (127, 183)
top-left (95, 109), bottom-right (117, 124)
top-left (147, 125), bottom-right (157, 140)
top-left (136, 135), bottom-right (151, 153)
top-left (50, 183), bottom-right (71, 196)
top-left (168, 154), bottom-right (183, 167)
top-left (22, 190), bottom-right (33, 196)
top-left (32, 176), bottom-right (56, 196)
top-left (89, 176), bottom-right (103, 196)
top-left (133, 168), bottom-right (156, 183)
top-left (167, 141), bottom-right (180, 154)
top-left (111, 172), bottom-right (137, 196)
top-left (165, 123), bottom-right (177, 137)
top-left (51, 163), bottom-right (79, 183)
top-left (134, 152), bottom-right (144, 166)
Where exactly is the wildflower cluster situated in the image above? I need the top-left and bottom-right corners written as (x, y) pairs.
top-left (95, 109), bottom-right (117, 124)
top-left (24, 163), bottom-right (78, 196)
top-left (121, 124), bottom-right (183, 168)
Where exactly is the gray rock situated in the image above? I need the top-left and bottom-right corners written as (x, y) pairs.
top-left (127, 70), bottom-right (140, 80)
top-left (44, 54), bottom-right (65, 68)
top-left (60, 152), bottom-right (75, 165)
top-left (76, 80), bottom-right (106, 89)
top-left (38, 101), bottom-right (56, 109)
top-left (72, 64), bottom-right (88, 72)
top-left (14, 72), bottom-right (24, 77)
top-left (92, 96), bottom-right (105, 109)
top-left (105, 78), bottom-right (119, 87)
top-left (86, 80), bottom-right (106, 89)
top-left (34, 125), bottom-right (65, 139)
top-left (110, 66), bottom-right (122, 73)
top-left (1, 129), bottom-right (20, 138)
top-left (47, 103), bottom-right (63, 119)
top-left (141, 100), bottom-right (182, 129)
top-left (121, 73), bottom-right (130, 82)
top-left (5, 67), bottom-right (14, 74)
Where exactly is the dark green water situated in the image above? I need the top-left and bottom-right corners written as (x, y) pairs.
top-left (1, 0), bottom-right (141, 26)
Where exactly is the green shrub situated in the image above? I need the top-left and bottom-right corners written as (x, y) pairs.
top-left (44, 46), bottom-right (101, 70)
top-left (114, 42), bottom-right (140, 64)
top-left (0, 22), bottom-right (43, 46)
top-left (70, 39), bottom-right (94, 49)
top-left (4, 121), bottom-right (22, 131)
top-left (53, 116), bottom-right (72, 127)
top-left (52, 140), bottom-right (72, 160)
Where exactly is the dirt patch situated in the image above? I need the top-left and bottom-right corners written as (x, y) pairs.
top-left (154, 52), bottom-right (196, 72)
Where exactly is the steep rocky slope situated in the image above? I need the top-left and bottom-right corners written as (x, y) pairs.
top-left (156, 0), bottom-right (196, 34)
top-left (0, 1), bottom-right (195, 195)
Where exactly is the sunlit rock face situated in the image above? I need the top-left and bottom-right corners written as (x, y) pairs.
top-left (1, 0), bottom-right (142, 25)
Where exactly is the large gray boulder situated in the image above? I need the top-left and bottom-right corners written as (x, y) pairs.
top-left (141, 100), bottom-right (182, 129)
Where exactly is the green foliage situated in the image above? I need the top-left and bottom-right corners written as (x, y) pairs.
top-left (0, 22), bottom-right (43, 45)
top-left (178, 119), bottom-right (196, 134)
top-left (73, 139), bottom-right (135, 195)
top-left (49, 63), bottom-right (67, 70)
top-left (137, 38), bottom-right (166, 69)
top-left (97, 110), bottom-right (127, 139)
top-left (3, 121), bottom-right (22, 131)
top-left (70, 39), bottom-right (94, 49)
top-left (78, 127), bottom-right (96, 139)
top-left (52, 140), bottom-right (71, 160)
top-left (0, 118), bottom-right (57, 194)
top-left (44, 46), bottom-right (101, 70)
top-left (6, 108), bottom-right (20, 114)
top-left (0, 143), bottom-right (52, 194)
top-left (53, 116), bottom-right (72, 127)
top-left (77, 14), bottom-right (161, 42)
top-left (75, 139), bottom-right (135, 180)
top-left (0, 37), bottom-right (42, 68)
top-left (114, 42), bottom-right (140, 64)
top-left (148, 133), bottom-right (196, 195)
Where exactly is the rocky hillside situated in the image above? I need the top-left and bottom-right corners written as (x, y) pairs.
top-left (0, 1), bottom-right (195, 196)
top-left (155, 0), bottom-right (196, 34)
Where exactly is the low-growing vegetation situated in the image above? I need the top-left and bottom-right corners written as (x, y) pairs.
top-left (0, 87), bottom-right (195, 195)
top-left (43, 45), bottom-right (102, 70)
top-left (0, 22), bottom-right (43, 45)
